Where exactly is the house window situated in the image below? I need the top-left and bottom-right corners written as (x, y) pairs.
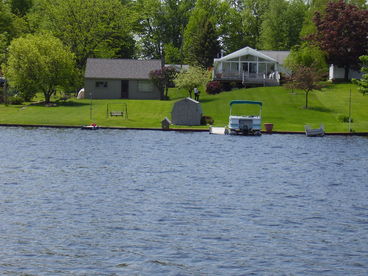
top-left (241, 55), bottom-right (257, 61)
top-left (96, 81), bottom-right (108, 88)
top-left (138, 80), bottom-right (153, 92)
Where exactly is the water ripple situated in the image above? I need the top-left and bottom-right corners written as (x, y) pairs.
top-left (0, 128), bottom-right (368, 275)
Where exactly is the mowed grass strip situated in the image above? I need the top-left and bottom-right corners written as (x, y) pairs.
top-left (0, 83), bottom-right (367, 132)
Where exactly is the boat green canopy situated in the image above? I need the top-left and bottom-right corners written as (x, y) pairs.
top-left (229, 100), bottom-right (263, 106)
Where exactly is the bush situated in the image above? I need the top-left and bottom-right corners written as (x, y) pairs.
top-left (338, 115), bottom-right (353, 123)
top-left (8, 95), bottom-right (23, 105)
top-left (201, 115), bottom-right (214, 125)
top-left (222, 82), bottom-right (232, 91)
top-left (206, 81), bottom-right (222, 94)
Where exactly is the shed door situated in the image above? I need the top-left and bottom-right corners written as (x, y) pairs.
top-left (121, 80), bottom-right (129, 99)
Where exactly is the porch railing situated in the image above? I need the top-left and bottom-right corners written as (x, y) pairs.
top-left (213, 71), bottom-right (279, 85)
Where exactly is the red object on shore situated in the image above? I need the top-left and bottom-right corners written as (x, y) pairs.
top-left (264, 123), bottom-right (273, 133)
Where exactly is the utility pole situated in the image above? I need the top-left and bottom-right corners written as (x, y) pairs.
top-left (90, 92), bottom-right (92, 120)
top-left (348, 88), bottom-right (352, 133)
top-left (4, 78), bottom-right (8, 106)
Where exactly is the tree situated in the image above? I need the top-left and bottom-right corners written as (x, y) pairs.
top-left (240, 0), bottom-right (270, 49)
top-left (308, 0), bottom-right (368, 81)
top-left (299, 0), bottom-right (329, 38)
top-left (174, 66), bottom-right (211, 98)
top-left (260, 0), bottom-right (307, 50)
top-left (184, 0), bottom-right (226, 68)
top-left (10, 0), bottom-right (33, 17)
top-left (184, 11), bottom-right (220, 68)
top-left (135, 0), bottom-right (195, 63)
top-left (353, 56), bottom-right (368, 95)
top-left (4, 33), bottom-right (77, 103)
top-left (0, 1), bottom-right (14, 68)
top-left (32, 0), bottom-right (134, 70)
top-left (149, 66), bottom-right (177, 99)
top-left (287, 65), bottom-right (324, 109)
top-left (284, 43), bottom-right (327, 73)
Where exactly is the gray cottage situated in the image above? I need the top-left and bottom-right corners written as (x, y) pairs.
top-left (84, 58), bottom-right (162, 99)
top-left (171, 97), bottom-right (202, 126)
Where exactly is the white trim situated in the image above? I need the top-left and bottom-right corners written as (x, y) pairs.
top-left (214, 46), bottom-right (277, 63)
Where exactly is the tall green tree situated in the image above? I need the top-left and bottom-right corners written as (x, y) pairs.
top-left (0, 1), bottom-right (15, 72)
top-left (32, 0), bottom-right (135, 70)
top-left (239, 0), bottom-right (270, 49)
top-left (183, 0), bottom-right (225, 67)
top-left (4, 33), bottom-right (77, 103)
top-left (260, 0), bottom-right (307, 50)
top-left (353, 56), bottom-right (368, 95)
top-left (10, 0), bottom-right (33, 17)
top-left (135, 0), bottom-right (195, 63)
top-left (308, 0), bottom-right (368, 81)
top-left (284, 43), bottom-right (327, 72)
top-left (184, 10), bottom-right (220, 67)
top-left (299, 0), bottom-right (329, 38)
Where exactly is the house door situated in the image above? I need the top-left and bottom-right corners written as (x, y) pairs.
top-left (121, 80), bottom-right (129, 99)
top-left (249, 63), bottom-right (257, 74)
top-left (242, 63), bottom-right (249, 72)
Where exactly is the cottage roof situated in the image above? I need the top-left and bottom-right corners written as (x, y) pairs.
top-left (214, 46), bottom-right (290, 65)
top-left (85, 58), bottom-right (162, 79)
top-left (214, 47), bottom-right (277, 63)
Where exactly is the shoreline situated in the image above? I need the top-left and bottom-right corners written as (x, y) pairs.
top-left (1, 123), bottom-right (368, 136)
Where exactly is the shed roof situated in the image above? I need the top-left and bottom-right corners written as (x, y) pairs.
top-left (175, 97), bottom-right (200, 105)
top-left (85, 58), bottom-right (162, 79)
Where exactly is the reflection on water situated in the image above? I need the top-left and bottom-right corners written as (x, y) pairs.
top-left (0, 127), bottom-right (368, 275)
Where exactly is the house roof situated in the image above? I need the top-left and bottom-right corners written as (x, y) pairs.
top-left (214, 47), bottom-right (277, 63)
top-left (85, 58), bottom-right (162, 79)
top-left (214, 46), bottom-right (290, 64)
top-left (259, 50), bottom-right (290, 65)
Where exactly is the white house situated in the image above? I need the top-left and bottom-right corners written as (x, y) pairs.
top-left (213, 46), bottom-right (290, 86)
top-left (329, 65), bottom-right (363, 82)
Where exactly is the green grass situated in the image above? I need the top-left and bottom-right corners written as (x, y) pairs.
top-left (0, 83), bottom-right (367, 132)
top-left (201, 83), bottom-right (368, 132)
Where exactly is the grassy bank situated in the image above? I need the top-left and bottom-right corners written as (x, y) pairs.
top-left (0, 83), bottom-right (367, 132)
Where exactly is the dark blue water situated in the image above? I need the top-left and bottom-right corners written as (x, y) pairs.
top-left (0, 127), bottom-right (368, 275)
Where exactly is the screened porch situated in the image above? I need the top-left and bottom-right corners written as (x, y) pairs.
top-left (213, 47), bottom-right (281, 86)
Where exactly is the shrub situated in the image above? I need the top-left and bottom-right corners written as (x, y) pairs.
top-left (206, 81), bottom-right (222, 94)
top-left (8, 95), bottom-right (23, 105)
top-left (222, 82), bottom-right (232, 91)
top-left (201, 115), bottom-right (214, 125)
top-left (338, 115), bottom-right (353, 123)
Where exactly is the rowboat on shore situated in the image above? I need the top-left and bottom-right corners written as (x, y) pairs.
top-left (81, 123), bottom-right (99, 130)
top-left (304, 124), bottom-right (324, 137)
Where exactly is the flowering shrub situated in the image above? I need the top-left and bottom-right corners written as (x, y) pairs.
top-left (201, 115), bottom-right (214, 125)
top-left (206, 81), bottom-right (222, 94)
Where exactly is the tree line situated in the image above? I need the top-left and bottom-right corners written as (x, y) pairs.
top-left (0, 0), bottom-right (367, 103)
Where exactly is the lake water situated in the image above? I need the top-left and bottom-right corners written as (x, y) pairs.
top-left (0, 127), bottom-right (368, 275)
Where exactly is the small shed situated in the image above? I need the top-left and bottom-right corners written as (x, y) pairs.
top-left (171, 97), bottom-right (202, 126)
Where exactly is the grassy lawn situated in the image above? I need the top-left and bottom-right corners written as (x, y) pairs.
top-left (200, 83), bottom-right (368, 132)
top-left (0, 83), bottom-right (367, 132)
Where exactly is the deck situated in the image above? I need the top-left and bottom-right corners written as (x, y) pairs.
top-left (213, 72), bottom-right (279, 86)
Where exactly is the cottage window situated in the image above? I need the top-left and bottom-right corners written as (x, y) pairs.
top-left (96, 81), bottom-right (108, 88)
top-left (241, 55), bottom-right (257, 61)
top-left (138, 80), bottom-right (153, 92)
